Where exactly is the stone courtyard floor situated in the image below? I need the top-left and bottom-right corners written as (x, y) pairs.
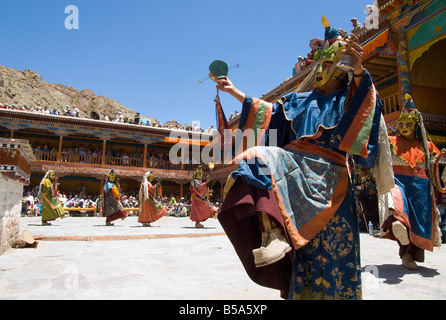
top-left (1, 215), bottom-right (445, 300)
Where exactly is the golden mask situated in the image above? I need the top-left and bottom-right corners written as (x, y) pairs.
top-left (314, 16), bottom-right (347, 87)
top-left (397, 94), bottom-right (419, 139)
top-left (48, 170), bottom-right (56, 182)
top-left (397, 117), bottom-right (417, 139)
top-left (108, 171), bottom-right (116, 183)
top-left (314, 42), bottom-right (345, 87)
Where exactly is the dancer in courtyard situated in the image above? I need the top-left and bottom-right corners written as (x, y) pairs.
top-left (102, 169), bottom-right (127, 226)
top-left (380, 95), bottom-right (443, 270)
top-left (216, 16), bottom-right (394, 300)
top-left (38, 170), bottom-right (68, 225)
top-left (190, 166), bottom-right (217, 228)
top-left (138, 171), bottom-right (167, 227)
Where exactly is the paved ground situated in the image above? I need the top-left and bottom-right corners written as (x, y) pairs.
top-left (1, 215), bottom-right (445, 300)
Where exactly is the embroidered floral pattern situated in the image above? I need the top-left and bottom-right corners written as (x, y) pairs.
top-left (321, 214), bottom-right (354, 260)
top-left (288, 197), bottom-right (361, 300)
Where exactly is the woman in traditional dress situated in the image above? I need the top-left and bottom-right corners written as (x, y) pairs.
top-left (380, 95), bottom-right (443, 269)
top-left (190, 166), bottom-right (217, 228)
top-left (38, 170), bottom-right (68, 225)
top-left (102, 169), bottom-right (127, 226)
top-left (138, 171), bottom-right (167, 227)
top-left (216, 16), bottom-right (394, 300)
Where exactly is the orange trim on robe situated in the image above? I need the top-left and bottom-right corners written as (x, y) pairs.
top-left (338, 85), bottom-right (376, 157)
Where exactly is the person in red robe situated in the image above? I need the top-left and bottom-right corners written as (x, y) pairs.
top-left (138, 171), bottom-right (166, 227)
top-left (190, 166), bottom-right (217, 228)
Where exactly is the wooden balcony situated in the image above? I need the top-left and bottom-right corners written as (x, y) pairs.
top-left (0, 108), bottom-right (216, 184)
top-left (35, 150), bottom-right (209, 172)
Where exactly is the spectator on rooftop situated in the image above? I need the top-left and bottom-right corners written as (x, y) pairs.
top-left (351, 17), bottom-right (362, 33)
top-left (64, 106), bottom-right (71, 116)
top-left (134, 112), bottom-right (140, 125)
top-left (71, 105), bottom-right (80, 117)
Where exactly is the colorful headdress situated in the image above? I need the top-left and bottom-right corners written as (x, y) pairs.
top-left (141, 171), bottom-right (159, 202)
top-left (313, 15), bottom-right (345, 61)
top-left (192, 166), bottom-right (203, 181)
top-left (313, 15), bottom-right (348, 87)
top-left (107, 169), bottom-right (116, 182)
top-left (398, 94), bottom-right (419, 123)
top-left (142, 170), bottom-right (154, 180)
top-left (37, 170), bottom-right (55, 202)
top-left (323, 16), bottom-right (344, 44)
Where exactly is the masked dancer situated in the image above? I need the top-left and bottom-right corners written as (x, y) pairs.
top-left (380, 95), bottom-right (443, 270)
top-left (190, 166), bottom-right (217, 228)
top-left (138, 171), bottom-right (167, 226)
top-left (38, 170), bottom-right (68, 225)
top-left (217, 16), bottom-right (394, 300)
top-left (103, 169), bottom-right (127, 226)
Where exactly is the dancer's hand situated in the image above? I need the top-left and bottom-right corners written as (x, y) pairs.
top-left (217, 77), bottom-right (246, 104)
top-left (344, 33), bottom-right (364, 75)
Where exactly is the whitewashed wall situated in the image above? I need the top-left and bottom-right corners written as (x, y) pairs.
top-left (0, 173), bottom-right (23, 254)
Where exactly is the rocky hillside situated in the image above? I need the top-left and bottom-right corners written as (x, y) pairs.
top-left (0, 64), bottom-right (141, 121)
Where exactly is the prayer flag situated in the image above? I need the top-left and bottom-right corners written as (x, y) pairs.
top-left (215, 92), bottom-right (228, 133)
top-left (215, 91), bottom-right (229, 150)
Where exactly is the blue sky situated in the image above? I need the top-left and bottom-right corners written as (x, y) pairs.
top-left (1, 0), bottom-right (372, 130)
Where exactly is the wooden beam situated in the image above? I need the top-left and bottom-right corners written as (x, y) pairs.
top-left (366, 57), bottom-right (397, 67)
top-left (367, 69), bottom-right (391, 80)
top-left (365, 64), bottom-right (396, 74)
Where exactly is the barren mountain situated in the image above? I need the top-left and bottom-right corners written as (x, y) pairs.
top-left (0, 64), bottom-right (142, 121)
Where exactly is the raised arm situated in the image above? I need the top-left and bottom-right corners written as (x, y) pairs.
top-left (344, 33), bottom-right (365, 88)
top-left (216, 77), bottom-right (246, 104)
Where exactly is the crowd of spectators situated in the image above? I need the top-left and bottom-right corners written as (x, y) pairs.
top-left (0, 102), bottom-right (216, 133)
